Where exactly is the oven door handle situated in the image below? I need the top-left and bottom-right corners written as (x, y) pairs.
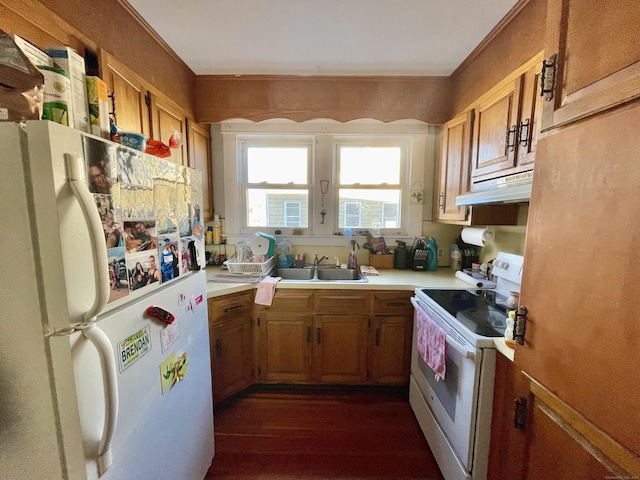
top-left (411, 297), bottom-right (477, 361)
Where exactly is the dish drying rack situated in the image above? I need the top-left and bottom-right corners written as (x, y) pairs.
top-left (224, 256), bottom-right (277, 275)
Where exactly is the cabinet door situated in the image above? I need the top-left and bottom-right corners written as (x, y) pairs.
top-left (434, 111), bottom-right (472, 223)
top-left (188, 121), bottom-right (213, 221)
top-left (370, 315), bottom-right (411, 385)
top-left (516, 62), bottom-right (544, 169)
top-left (313, 315), bottom-right (369, 383)
top-left (211, 315), bottom-right (253, 404)
top-left (487, 354), bottom-right (528, 480)
top-left (258, 312), bottom-right (312, 383)
top-left (516, 103), bottom-right (640, 456)
top-left (101, 52), bottom-right (151, 136)
top-left (541, 0), bottom-right (640, 130)
top-left (150, 94), bottom-right (188, 166)
top-left (521, 377), bottom-right (639, 479)
top-left (471, 79), bottom-right (522, 180)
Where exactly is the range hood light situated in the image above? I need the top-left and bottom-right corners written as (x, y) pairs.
top-left (455, 171), bottom-right (533, 206)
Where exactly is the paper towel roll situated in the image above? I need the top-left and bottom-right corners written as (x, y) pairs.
top-left (461, 227), bottom-right (494, 247)
top-left (455, 270), bottom-right (497, 288)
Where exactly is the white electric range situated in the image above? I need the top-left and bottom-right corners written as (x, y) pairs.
top-left (410, 252), bottom-right (524, 480)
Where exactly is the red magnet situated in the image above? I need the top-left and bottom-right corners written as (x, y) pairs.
top-left (146, 306), bottom-right (175, 324)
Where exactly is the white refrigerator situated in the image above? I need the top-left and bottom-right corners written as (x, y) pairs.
top-left (0, 121), bottom-right (214, 480)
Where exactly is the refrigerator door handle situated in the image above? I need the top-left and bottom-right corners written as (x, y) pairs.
top-left (82, 324), bottom-right (119, 476)
top-left (65, 153), bottom-right (110, 324)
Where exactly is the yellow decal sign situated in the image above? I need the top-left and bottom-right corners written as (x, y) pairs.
top-left (118, 326), bottom-right (151, 372)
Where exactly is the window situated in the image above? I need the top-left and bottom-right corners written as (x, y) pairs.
top-left (224, 123), bottom-right (426, 239)
top-left (336, 140), bottom-right (407, 233)
top-left (343, 201), bottom-right (362, 228)
top-left (382, 202), bottom-right (399, 228)
top-left (284, 201), bottom-right (302, 227)
top-left (240, 139), bottom-right (312, 229)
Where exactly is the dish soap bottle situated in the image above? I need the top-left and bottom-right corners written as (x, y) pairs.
top-left (212, 215), bottom-right (222, 244)
top-left (504, 310), bottom-right (516, 348)
top-left (426, 237), bottom-right (439, 271)
top-left (276, 239), bottom-right (293, 268)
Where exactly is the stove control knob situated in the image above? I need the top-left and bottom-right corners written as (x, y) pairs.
top-left (501, 262), bottom-right (509, 270)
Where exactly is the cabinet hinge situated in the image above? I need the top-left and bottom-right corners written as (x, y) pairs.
top-left (144, 91), bottom-right (151, 107)
top-left (514, 396), bottom-right (528, 431)
top-left (540, 54), bottom-right (557, 102)
top-left (514, 306), bottom-right (527, 345)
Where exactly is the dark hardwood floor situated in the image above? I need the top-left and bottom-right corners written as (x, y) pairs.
top-left (205, 386), bottom-right (443, 480)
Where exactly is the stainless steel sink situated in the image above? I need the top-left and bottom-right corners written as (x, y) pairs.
top-left (316, 268), bottom-right (362, 281)
top-left (274, 267), bottom-right (367, 283)
top-left (275, 268), bottom-right (316, 280)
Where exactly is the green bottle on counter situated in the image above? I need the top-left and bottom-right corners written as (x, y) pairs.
top-left (426, 237), bottom-right (438, 271)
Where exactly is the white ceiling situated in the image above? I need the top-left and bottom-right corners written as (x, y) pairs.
top-left (127, 0), bottom-right (519, 76)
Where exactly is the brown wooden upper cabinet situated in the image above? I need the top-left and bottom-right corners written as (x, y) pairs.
top-left (100, 51), bottom-right (151, 137)
top-left (471, 60), bottom-right (543, 183)
top-left (434, 110), bottom-right (473, 223)
top-left (150, 94), bottom-right (188, 166)
top-left (540, 0), bottom-right (640, 131)
top-left (188, 121), bottom-right (213, 221)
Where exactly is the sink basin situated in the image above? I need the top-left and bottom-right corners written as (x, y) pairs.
top-left (275, 268), bottom-right (315, 280)
top-left (274, 267), bottom-right (367, 283)
top-left (316, 268), bottom-right (362, 281)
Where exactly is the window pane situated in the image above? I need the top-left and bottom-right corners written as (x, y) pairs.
top-left (247, 189), bottom-right (308, 227)
top-left (339, 147), bottom-right (401, 185)
top-left (247, 147), bottom-right (308, 184)
top-left (338, 189), bottom-right (400, 229)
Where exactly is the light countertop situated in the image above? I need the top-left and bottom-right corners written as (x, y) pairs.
top-left (205, 266), bottom-right (468, 297)
top-left (205, 266), bottom-right (515, 361)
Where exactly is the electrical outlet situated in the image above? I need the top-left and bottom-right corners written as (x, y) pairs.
top-left (438, 248), bottom-right (444, 259)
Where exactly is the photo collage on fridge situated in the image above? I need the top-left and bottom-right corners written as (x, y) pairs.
top-left (84, 136), bottom-right (204, 303)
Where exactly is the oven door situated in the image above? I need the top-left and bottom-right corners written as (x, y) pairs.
top-left (410, 296), bottom-right (482, 474)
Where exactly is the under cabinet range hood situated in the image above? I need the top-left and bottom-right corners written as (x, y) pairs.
top-left (456, 170), bottom-right (533, 206)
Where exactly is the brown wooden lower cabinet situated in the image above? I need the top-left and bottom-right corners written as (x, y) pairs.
top-left (370, 315), bottom-right (412, 384)
top-left (208, 292), bottom-right (254, 404)
top-left (488, 353), bottom-right (640, 479)
top-left (258, 311), bottom-right (313, 383)
top-left (313, 315), bottom-right (369, 383)
top-left (254, 289), bottom-right (412, 386)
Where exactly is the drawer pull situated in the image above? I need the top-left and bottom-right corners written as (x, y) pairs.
top-left (223, 305), bottom-right (244, 314)
top-left (386, 302), bottom-right (407, 308)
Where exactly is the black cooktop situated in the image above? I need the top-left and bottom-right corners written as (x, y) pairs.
top-left (420, 289), bottom-right (510, 337)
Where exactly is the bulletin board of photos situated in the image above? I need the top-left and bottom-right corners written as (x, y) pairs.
top-left (83, 136), bottom-right (204, 304)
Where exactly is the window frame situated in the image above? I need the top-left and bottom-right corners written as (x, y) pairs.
top-left (238, 135), bottom-right (314, 233)
top-left (220, 121), bottom-right (430, 242)
top-left (335, 136), bottom-right (410, 235)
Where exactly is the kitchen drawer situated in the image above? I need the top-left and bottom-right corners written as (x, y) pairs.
top-left (259, 291), bottom-right (314, 313)
top-left (315, 291), bottom-right (370, 314)
top-left (373, 292), bottom-right (413, 315)
top-left (208, 291), bottom-right (253, 325)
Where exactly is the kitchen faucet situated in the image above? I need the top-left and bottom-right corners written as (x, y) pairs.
top-left (314, 253), bottom-right (329, 268)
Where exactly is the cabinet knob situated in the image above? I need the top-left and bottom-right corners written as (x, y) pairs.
top-left (438, 192), bottom-right (444, 210)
